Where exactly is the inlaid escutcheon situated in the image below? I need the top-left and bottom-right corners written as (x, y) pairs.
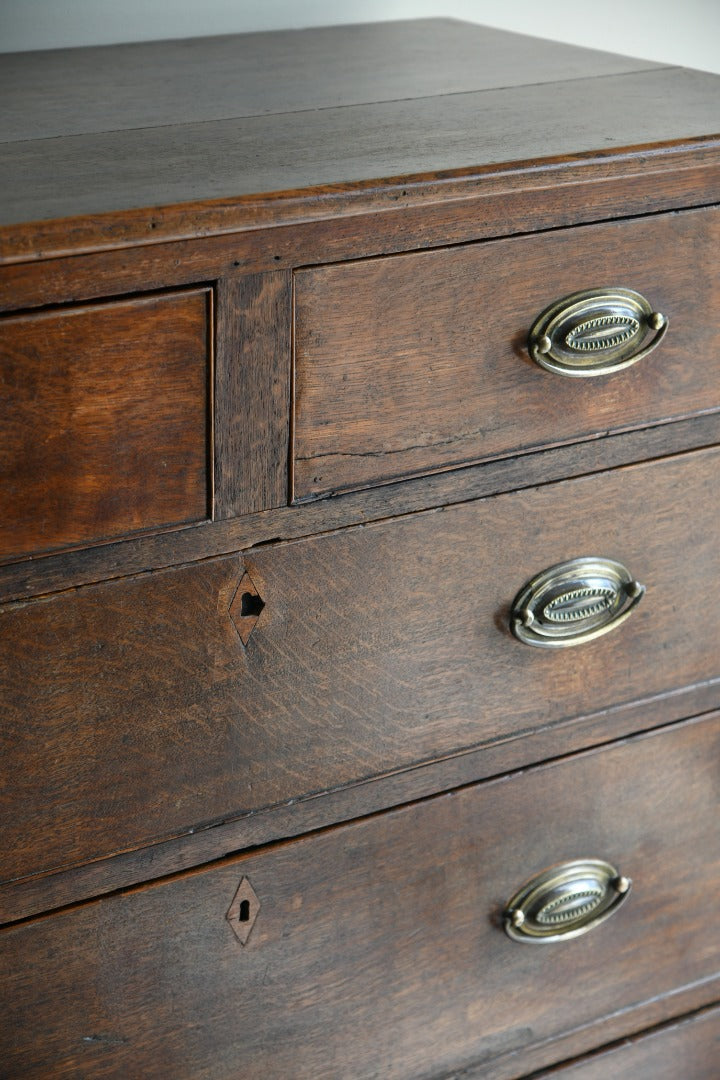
top-left (226, 876), bottom-right (260, 945)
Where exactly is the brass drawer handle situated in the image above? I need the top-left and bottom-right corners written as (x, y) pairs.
top-left (504, 859), bottom-right (632, 943)
top-left (510, 556), bottom-right (644, 648)
top-left (528, 287), bottom-right (667, 376)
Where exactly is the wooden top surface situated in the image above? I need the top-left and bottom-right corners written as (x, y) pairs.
top-left (1, 19), bottom-right (719, 262)
top-left (0, 20), bottom-right (661, 141)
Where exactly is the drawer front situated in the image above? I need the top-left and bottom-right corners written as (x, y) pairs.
top-left (2, 446), bottom-right (719, 884)
top-left (539, 1004), bottom-right (720, 1079)
top-left (0, 288), bottom-right (210, 561)
top-left (2, 716), bottom-right (719, 1079)
top-left (294, 206), bottom-right (720, 499)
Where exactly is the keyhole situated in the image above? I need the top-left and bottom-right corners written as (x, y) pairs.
top-left (240, 592), bottom-right (265, 618)
top-left (238, 899), bottom-right (251, 922)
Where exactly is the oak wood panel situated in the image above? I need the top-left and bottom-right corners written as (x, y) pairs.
top-left (2, 69), bottom-right (719, 263)
top-left (294, 205), bottom-right (720, 498)
top-left (2, 145), bottom-right (719, 277)
top-left (535, 1004), bottom-right (720, 1079)
top-left (2, 411), bottom-right (720, 606)
top-left (2, 716), bottom-right (719, 1079)
top-left (0, 20), bottom-right (658, 142)
top-left (4, 696), bottom-right (720, 927)
top-left (214, 273), bottom-right (291, 517)
top-left (0, 289), bottom-right (210, 561)
top-left (2, 448), bottom-right (720, 886)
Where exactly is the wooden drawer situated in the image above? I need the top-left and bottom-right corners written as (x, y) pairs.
top-left (0, 288), bottom-right (211, 561)
top-left (294, 206), bottom-right (720, 500)
top-left (3, 446), bottom-right (720, 885)
top-left (538, 1004), bottom-right (720, 1079)
top-left (2, 715), bottom-right (719, 1079)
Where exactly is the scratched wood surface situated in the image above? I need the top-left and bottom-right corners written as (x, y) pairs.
top-left (0, 289), bottom-right (210, 562)
top-left (1, 413), bottom-right (720, 608)
top-left (3, 20), bottom-right (720, 1080)
top-left (2, 715), bottom-right (719, 1079)
top-left (213, 272), bottom-right (292, 517)
top-left (2, 150), bottom-right (719, 295)
top-left (3, 65), bottom-right (720, 261)
top-left (535, 1004), bottom-right (720, 1079)
top-left (2, 447), bottom-right (719, 887)
top-left (0, 20), bottom-right (660, 143)
top-left (294, 205), bottom-right (720, 499)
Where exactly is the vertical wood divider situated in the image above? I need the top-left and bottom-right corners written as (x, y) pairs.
top-left (214, 271), bottom-right (292, 518)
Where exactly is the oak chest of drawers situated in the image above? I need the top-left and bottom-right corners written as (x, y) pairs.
top-left (2, 19), bottom-right (720, 1079)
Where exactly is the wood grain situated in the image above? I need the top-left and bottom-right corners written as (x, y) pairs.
top-left (2, 715), bottom-right (719, 1079)
top-left (2, 145), bottom-right (719, 281)
top-left (4, 694), bottom-right (720, 927)
top-left (3, 21), bottom-right (719, 1079)
top-left (214, 273), bottom-right (291, 517)
top-left (2, 411), bottom-right (720, 607)
top-left (2, 447), bottom-right (720, 887)
top-left (294, 205), bottom-right (720, 498)
top-left (2, 68), bottom-right (719, 263)
top-left (0, 289), bottom-right (210, 561)
top-left (535, 1004), bottom-right (720, 1079)
top-left (0, 20), bottom-right (659, 142)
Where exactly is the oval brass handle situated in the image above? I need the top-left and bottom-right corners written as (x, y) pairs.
top-left (510, 556), bottom-right (644, 648)
top-left (528, 287), bottom-right (667, 377)
top-left (504, 859), bottom-right (632, 943)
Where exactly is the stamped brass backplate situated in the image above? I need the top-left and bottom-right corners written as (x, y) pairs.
top-left (510, 556), bottom-right (644, 648)
top-left (504, 859), bottom-right (631, 943)
top-left (528, 287), bottom-right (667, 376)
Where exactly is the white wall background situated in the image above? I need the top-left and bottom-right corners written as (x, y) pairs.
top-left (1, 0), bottom-right (720, 74)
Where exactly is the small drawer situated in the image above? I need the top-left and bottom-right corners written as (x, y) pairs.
top-left (2, 715), bottom-right (719, 1078)
top-left (0, 288), bottom-right (211, 561)
top-left (293, 205), bottom-right (720, 499)
top-left (2, 445), bottom-right (720, 885)
top-left (537, 1004), bottom-right (720, 1079)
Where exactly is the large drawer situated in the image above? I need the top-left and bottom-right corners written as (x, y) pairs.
top-left (293, 206), bottom-right (720, 499)
top-left (2, 715), bottom-right (719, 1079)
top-left (0, 288), bottom-right (211, 561)
top-left (2, 445), bottom-right (719, 884)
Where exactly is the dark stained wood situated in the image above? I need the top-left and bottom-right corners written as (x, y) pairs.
top-left (2, 149), bottom-right (719, 294)
top-left (2, 715), bottom-right (719, 1079)
top-left (294, 205), bottom-right (720, 498)
top-left (214, 273), bottom-right (291, 517)
top-left (2, 69), bottom-right (720, 263)
top-left (0, 20), bottom-right (659, 142)
top-left (4, 696), bottom-right (720, 927)
top-left (3, 408), bottom-right (719, 608)
top-left (3, 23), bottom-right (720, 1077)
top-left (2, 447), bottom-right (720, 888)
top-left (534, 1004), bottom-right (720, 1079)
top-left (0, 289), bottom-right (210, 562)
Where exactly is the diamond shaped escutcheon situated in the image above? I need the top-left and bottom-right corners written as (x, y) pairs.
top-left (229, 572), bottom-right (265, 646)
top-left (226, 876), bottom-right (260, 945)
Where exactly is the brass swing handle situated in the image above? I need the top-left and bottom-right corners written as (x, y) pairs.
top-left (510, 556), bottom-right (644, 649)
top-left (504, 859), bottom-right (632, 944)
top-left (528, 287), bottom-right (667, 377)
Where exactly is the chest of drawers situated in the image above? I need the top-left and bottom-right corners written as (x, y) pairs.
top-left (1, 20), bottom-right (720, 1078)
